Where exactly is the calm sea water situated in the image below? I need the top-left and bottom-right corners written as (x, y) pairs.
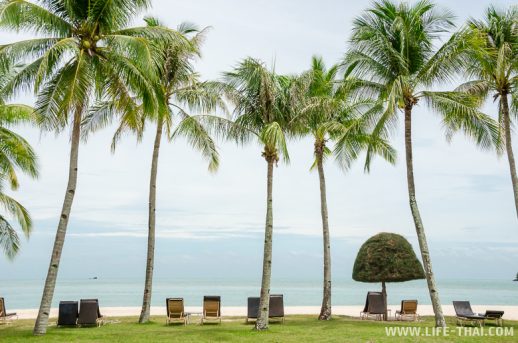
top-left (2, 278), bottom-right (517, 309)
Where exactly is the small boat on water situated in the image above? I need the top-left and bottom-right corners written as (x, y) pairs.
top-left (514, 273), bottom-right (518, 281)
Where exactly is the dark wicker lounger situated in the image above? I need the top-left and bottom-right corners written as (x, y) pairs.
top-left (246, 294), bottom-right (285, 323)
top-left (360, 292), bottom-right (387, 321)
top-left (78, 299), bottom-right (104, 327)
top-left (482, 310), bottom-right (504, 327)
top-left (453, 301), bottom-right (487, 327)
top-left (57, 301), bottom-right (78, 327)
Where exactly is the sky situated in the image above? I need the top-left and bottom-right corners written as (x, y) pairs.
top-left (0, 0), bottom-right (517, 283)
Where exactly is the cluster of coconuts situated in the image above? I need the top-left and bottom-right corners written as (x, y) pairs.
top-left (81, 35), bottom-right (101, 49)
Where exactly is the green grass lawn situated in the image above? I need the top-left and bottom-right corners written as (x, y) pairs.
top-left (1, 316), bottom-right (516, 342)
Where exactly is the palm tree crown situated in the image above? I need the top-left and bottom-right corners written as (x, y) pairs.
top-left (223, 58), bottom-right (293, 163)
top-left (463, 5), bottom-right (517, 102)
top-left (343, 0), bottom-right (497, 147)
top-left (0, 0), bottom-right (184, 131)
top-left (293, 56), bottom-right (395, 171)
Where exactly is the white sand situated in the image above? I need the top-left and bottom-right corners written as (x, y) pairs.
top-left (12, 305), bottom-right (518, 321)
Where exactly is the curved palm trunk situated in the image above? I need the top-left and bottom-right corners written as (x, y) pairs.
top-left (139, 118), bottom-right (163, 324)
top-left (33, 108), bottom-right (82, 335)
top-left (404, 106), bottom-right (446, 328)
top-left (316, 144), bottom-right (331, 320)
top-left (255, 157), bottom-right (275, 331)
top-left (501, 94), bottom-right (518, 219)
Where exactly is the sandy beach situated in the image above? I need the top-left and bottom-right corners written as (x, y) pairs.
top-left (12, 305), bottom-right (518, 321)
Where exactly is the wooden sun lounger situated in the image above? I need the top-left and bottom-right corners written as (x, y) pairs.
top-left (395, 300), bottom-right (419, 321)
top-left (202, 296), bottom-right (221, 324)
top-left (166, 298), bottom-right (187, 325)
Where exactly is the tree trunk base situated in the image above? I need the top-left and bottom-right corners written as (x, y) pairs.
top-left (254, 319), bottom-right (268, 331)
top-left (138, 313), bottom-right (150, 324)
top-left (318, 308), bottom-right (332, 320)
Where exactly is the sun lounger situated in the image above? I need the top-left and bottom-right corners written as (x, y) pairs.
top-left (57, 301), bottom-right (79, 326)
top-left (395, 300), bottom-right (419, 321)
top-left (0, 298), bottom-right (17, 324)
top-left (78, 299), bottom-right (104, 327)
top-left (453, 301), bottom-right (486, 327)
top-left (246, 294), bottom-right (285, 323)
top-left (269, 294), bottom-right (285, 323)
top-left (482, 310), bottom-right (504, 327)
top-left (247, 297), bottom-right (259, 322)
top-left (202, 296), bottom-right (221, 324)
top-left (360, 292), bottom-right (388, 320)
top-left (166, 298), bottom-right (187, 325)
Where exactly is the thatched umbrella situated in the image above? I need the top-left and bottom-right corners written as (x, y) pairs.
top-left (352, 232), bottom-right (425, 320)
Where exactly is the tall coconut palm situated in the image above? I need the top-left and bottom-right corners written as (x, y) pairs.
top-left (460, 6), bottom-right (518, 218)
top-left (0, 63), bottom-right (39, 259)
top-left (0, 0), bottom-right (184, 334)
top-left (292, 56), bottom-right (396, 320)
top-left (343, 0), bottom-right (498, 327)
top-left (84, 18), bottom-right (226, 323)
top-left (222, 58), bottom-right (292, 330)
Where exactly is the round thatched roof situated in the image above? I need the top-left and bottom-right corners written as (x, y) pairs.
top-left (352, 232), bottom-right (425, 283)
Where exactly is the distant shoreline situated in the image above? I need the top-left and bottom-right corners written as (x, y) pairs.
top-left (12, 305), bottom-right (518, 320)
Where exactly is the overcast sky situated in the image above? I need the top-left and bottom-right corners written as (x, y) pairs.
top-left (1, 0), bottom-right (517, 282)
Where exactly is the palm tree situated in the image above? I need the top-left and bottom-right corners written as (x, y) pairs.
top-left (292, 56), bottom-right (396, 320)
top-left (459, 6), bottom-right (518, 218)
top-left (222, 58), bottom-right (292, 330)
top-left (0, 63), bottom-right (39, 259)
top-left (342, 0), bottom-right (498, 327)
top-left (0, 0), bottom-right (183, 334)
top-left (85, 18), bottom-right (226, 323)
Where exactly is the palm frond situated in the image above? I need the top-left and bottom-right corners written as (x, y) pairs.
top-left (0, 0), bottom-right (72, 36)
top-left (0, 126), bottom-right (39, 181)
top-left (0, 214), bottom-right (20, 260)
top-left (173, 111), bottom-right (220, 172)
top-left (0, 193), bottom-right (31, 237)
top-left (88, 0), bottom-right (150, 32)
top-left (422, 91), bottom-right (500, 150)
top-left (0, 103), bottom-right (34, 125)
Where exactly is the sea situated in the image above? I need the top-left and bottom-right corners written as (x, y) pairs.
top-left (2, 278), bottom-right (517, 309)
